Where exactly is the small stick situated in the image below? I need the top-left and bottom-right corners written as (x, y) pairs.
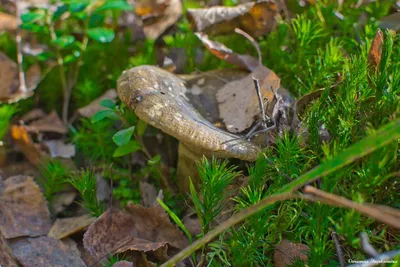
top-left (235, 28), bottom-right (262, 65)
top-left (331, 231), bottom-right (345, 267)
top-left (304, 186), bottom-right (400, 229)
top-left (15, 0), bottom-right (27, 93)
top-left (253, 78), bottom-right (267, 124)
top-left (360, 232), bottom-right (379, 258)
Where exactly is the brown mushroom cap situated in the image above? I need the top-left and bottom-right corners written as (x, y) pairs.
top-left (117, 65), bottom-right (260, 161)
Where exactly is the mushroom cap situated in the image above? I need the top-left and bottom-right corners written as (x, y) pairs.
top-left (117, 65), bottom-right (260, 161)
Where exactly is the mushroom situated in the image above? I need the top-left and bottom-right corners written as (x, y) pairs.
top-left (117, 65), bottom-right (261, 191)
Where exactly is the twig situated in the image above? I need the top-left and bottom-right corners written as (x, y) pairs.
top-left (235, 28), bottom-right (262, 65)
top-left (331, 231), bottom-right (345, 267)
top-left (253, 78), bottom-right (267, 123)
top-left (347, 250), bottom-right (400, 267)
top-left (303, 186), bottom-right (400, 229)
top-left (161, 192), bottom-right (300, 266)
top-left (360, 232), bottom-right (379, 258)
top-left (15, 0), bottom-right (27, 93)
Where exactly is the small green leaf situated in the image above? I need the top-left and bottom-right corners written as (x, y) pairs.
top-left (96, 0), bottom-right (133, 12)
top-left (113, 140), bottom-right (141, 157)
top-left (100, 99), bottom-right (116, 109)
top-left (88, 27), bottom-right (115, 43)
top-left (52, 4), bottom-right (69, 21)
top-left (51, 35), bottom-right (75, 48)
top-left (20, 23), bottom-right (44, 33)
top-left (37, 51), bottom-right (54, 61)
top-left (64, 50), bottom-right (81, 63)
top-left (136, 119), bottom-right (147, 136)
top-left (91, 110), bottom-right (119, 123)
top-left (148, 154), bottom-right (161, 165)
top-left (70, 2), bottom-right (88, 12)
top-left (21, 12), bottom-right (45, 23)
top-left (113, 126), bottom-right (135, 146)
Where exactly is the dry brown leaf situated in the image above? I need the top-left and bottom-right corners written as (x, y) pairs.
top-left (77, 89), bottom-right (118, 118)
top-left (113, 261), bottom-right (134, 267)
top-left (217, 65), bottom-right (280, 133)
top-left (140, 0), bottom-right (182, 39)
top-left (43, 140), bottom-right (76, 159)
top-left (274, 239), bottom-right (310, 267)
top-left (0, 229), bottom-right (18, 267)
top-left (11, 124), bottom-right (46, 165)
top-left (0, 12), bottom-right (17, 32)
top-left (118, 66), bottom-right (261, 161)
top-left (48, 215), bottom-right (96, 240)
top-left (83, 205), bottom-right (188, 261)
top-left (195, 32), bottom-right (259, 71)
top-left (0, 52), bottom-right (41, 103)
top-left (0, 175), bottom-right (52, 239)
top-left (26, 110), bottom-right (67, 134)
top-left (134, 0), bottom-right (171, 17)
top-left (10, 236), bottom-right (86, 267)
top-left (379, 12), bottom-right (400, 31)
top-left (368, 29), bottom-right (384, 69)
top-left (187, 0), bottom-right (277, 37)
top-left (20, 108), bottom-right (47, 122)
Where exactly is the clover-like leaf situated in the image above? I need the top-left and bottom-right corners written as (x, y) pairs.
top-left (113, 126), bottom-right (135, 146)
top-left (91, 110), bottom-right (119, 123)
top-left (113, 140), bottom-right (141, 157)
top-left (88, 27), bottom-right (115, 43)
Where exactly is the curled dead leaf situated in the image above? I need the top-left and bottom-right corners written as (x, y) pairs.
top-left (48, 214), bottom-right (95, 240)
top-left (0, 175), bottom-right (52, 239)
top-left (187, 0), bottom-right (278, 37)
top-left (10, 236), bottom-right (86, 267)
top-left (83, 205), bottom-right (188, 261)
top-left (195, 32), bottom-right (259, 71)
top-left (368, 29), bottom-right (384, 70)
top-left (135, 0), bottom-right (182, 39)
top-left (274, 239), bottom-right (310, 267)
top-left (26, 110), bottom-right (67, 134)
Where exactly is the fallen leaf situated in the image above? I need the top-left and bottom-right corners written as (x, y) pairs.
top-left (10, 236), bottom-right (86, 267)
top-left (0, 12), bottom-right (17, 32)
top-left (379, 12), bottom-right (400, 31)
top-left (51, 191), bottom-right (77, 214)
top-left (195, 32), bottom-right (259, 71)
top-left (26, 110), bottom-right (67, 134)
top-left (118, 65), bottom-right (261, 161)
top-left (140, 181), bottom-right (158, 207)
top-left (48, 214), bottom-right (96, 240)
top-left (0, 52), bottom-right (41, 103)
top-left (77, 89), bottom-right (118, 118)
top-left (368, 29), bottom-right (384, 70)
top-left (113, 261), bottom-right (134, 267)
top-left (20, 108), bottom-right (47, 122)
top-left (139, 0), bottom-right (182, 39)
top-left (187, 0), bottom-right (278, 37)
top-left (180, 68), bottom-right (248, 124)
top-left (134, 0), bottom-right (171, 17)
top-left (43, 140), bottom-right (76, 159)
top-left (217, 65), bottom-right (280, 133)
top-left (0, 175), bottom-right (52, 238)
top-left (0, 229), bottom-right (18, 267)
top-left (274, 239), bottom-right (310, 267)
top-left (11, 124), bottom-right (46, 165)
top-left (83, 205), bottom-right (188, 261)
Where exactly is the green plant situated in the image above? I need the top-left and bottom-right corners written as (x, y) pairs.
top-left (38, 159), bottom-right (69, 202)
top-left (69, 169), bottom-right (104, 217)
top-left (20, 0), bottom-right (133, 123)
top-left (0, 104), bottom-right (17, 141)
